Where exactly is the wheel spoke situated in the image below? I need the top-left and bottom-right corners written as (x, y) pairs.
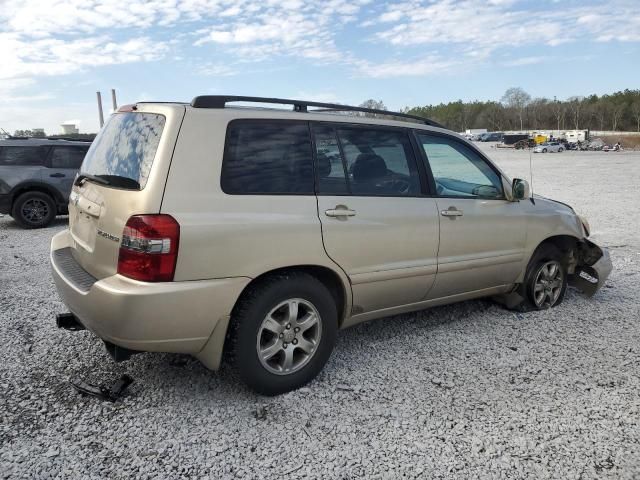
top-left (544, 264), bottom-right (553, 279)
top-left (262, 316), bottom-right (282, 335)
top-left (534, 283), bottom-right (544, 293)
top-left (296, 336), bottom-right (315, 354)
top-left (282, 347), bottom-right (295, 371)
top-left (260, 340), bottom-right (282, 360)
top-left (287, 300), bottom-right (299, 325)
top-left (298, 312), bottom-right (318, 333)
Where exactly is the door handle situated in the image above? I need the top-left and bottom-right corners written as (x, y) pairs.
top-left (325, 206), bottom-right (356, 218)
top-left (441, 207), bottom-right (463, 217)
top-left (49, 173), bottom-right (65, 178)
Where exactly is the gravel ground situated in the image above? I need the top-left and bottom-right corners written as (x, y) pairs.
top-left (1, 147), bottom-right (639, 479)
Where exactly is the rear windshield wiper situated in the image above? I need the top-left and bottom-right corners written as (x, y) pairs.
top-left (75, 173), bottom-right (141, 190)
top-left (75, 173), bottom-right (109, 186)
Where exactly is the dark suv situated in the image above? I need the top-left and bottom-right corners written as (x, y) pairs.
top-left (0, 139), bottom-right (90, 228)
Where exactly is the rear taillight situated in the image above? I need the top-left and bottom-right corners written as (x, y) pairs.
top-left (117, 215), bottom-right (180, 282)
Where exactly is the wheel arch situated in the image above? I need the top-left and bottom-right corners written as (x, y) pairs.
top-left (10, 181), bottom-right (66, 210)
top-left (196, 263), bottom-right (351, 371)
top-left (526, 234), bottom-right (581, 274)
top-left (234, 264), bottom-right (351, 327)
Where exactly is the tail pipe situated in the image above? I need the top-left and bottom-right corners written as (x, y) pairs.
top-left (56, 312), bottom-right (85, 331)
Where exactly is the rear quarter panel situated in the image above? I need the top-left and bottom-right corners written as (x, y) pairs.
top-left (160, 109), bottom-right (350, 290)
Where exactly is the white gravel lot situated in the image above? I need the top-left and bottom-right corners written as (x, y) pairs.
top-left (1, 146), bottom-right (639, 479)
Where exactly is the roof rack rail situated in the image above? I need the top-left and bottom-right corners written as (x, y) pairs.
top-left (190, 95), bottom-right (444, 128)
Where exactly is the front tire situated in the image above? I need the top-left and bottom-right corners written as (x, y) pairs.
top-left (523, 245), bottom-right (568, 310)
top-left (228, 272), bottom-right (338, 395)
top-left (11, 191), bottom-right (56, 228)
top-left (542, 148), bottom-right (548, 153)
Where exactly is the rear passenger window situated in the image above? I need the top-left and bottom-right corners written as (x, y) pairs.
top-left (222, 121), bottom-right (313, 195)
top-left (0, 146), bottom-right (44, 166)
top-left (325, 127), bottom-right (420, 196)
top-left (50, 147), bottom-right (87, 169)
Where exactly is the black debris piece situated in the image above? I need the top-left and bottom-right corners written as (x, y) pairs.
top-left (71, 374), bottom-right (134, 402)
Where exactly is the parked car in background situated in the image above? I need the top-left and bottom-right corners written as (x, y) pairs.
top-left (51, 96), bottom-right (611, 395)
top-left (0, 139), bottom-right (90, 228)
top-left (533, 141), bottom-right (564, 153)
top-left (479, 132), bottom-right (504, 142)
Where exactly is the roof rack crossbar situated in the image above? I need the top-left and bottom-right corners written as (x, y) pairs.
top-left (190, 95), bottom-right (443, 128)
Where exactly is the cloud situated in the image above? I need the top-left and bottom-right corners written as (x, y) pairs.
top-left (198, 63), bottom-right (238, 77)
top-left (0, 0), bottom-right (639, 97)
top-left (372, 0), bottom-right (640, 50)
top-left (192, 1), bottom-right (371, 63)
top-left (0, 33), bottom-right (167, 81)
top-left (355, 56), bottom-right (460, 78)
top-left (503, 56), bottom-right (547, 67)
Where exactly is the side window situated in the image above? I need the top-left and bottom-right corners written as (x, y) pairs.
top-left (312, 125), bottom-right (349, 194)
top-left (417, 134), bottom-right (504, 199)
top-left (333, 127), bottom-right (420, 196)
top-left (222, 121), bottom-right (313, 195)
top-left (0, 146), bottom-right (44, 166)
top-left (50, 147), bottom-right (87, 169)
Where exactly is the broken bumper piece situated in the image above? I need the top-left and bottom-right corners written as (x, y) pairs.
top-left (570, 240), bottom-right (613, 297)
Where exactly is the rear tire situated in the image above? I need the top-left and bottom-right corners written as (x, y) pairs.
top-left (11, 191), bottom-right (56, 228)
top-left (227, 272), bottom-right (338, 395)
top-left (522, 245), bottom-right (568, 310)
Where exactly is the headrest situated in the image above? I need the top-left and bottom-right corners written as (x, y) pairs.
top-left (316, 152), bottom-right (332, 177)
top-left (352, 153), bottom-right (387, 181)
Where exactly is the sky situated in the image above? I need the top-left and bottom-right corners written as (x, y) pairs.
top-left (1, 0), bottom-right (639, 134)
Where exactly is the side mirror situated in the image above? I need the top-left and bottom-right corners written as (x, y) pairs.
top-left (512, 178), bottom-right (530, 200)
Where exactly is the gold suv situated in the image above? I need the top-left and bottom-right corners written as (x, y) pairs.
top-left (50, 96), bottom-right (612, 395)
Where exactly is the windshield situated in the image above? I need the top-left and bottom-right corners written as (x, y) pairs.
top-left (80, 112), bottom-right (165, 189)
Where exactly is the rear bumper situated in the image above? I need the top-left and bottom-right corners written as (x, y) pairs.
top-left (50, 229), bottom-right (250, 356)
top-left (0, 194), bottom-right (10, 214)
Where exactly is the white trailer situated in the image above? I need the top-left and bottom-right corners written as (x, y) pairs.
top-left (465, 128), bottom-right (488, 135)
top-left (563, 130), bottom-right (589, 143)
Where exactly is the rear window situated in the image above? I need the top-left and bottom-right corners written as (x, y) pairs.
top-left (221, 120), bottom-right (313, 195)
top-left (80, 112), bottom-right (165, 189)
top-left (0, 146), bottom-right (46, 166)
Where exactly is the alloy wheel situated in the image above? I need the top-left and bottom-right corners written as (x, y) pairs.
top-left (21, 198), bottom-right (49, 225)
top-left (256, 298), bottom-right (322, 375)
top-left (533, 260), bottom-right (564, 308)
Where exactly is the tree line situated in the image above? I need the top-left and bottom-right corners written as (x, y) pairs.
top-left (364, 89), bottom-right (640, 133)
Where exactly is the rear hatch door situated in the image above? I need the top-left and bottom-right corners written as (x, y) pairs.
top-left (68, 104), bottom-right (185, 280)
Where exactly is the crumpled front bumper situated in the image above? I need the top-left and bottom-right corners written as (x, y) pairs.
top-left (569, 239), bottom-right (613, 297)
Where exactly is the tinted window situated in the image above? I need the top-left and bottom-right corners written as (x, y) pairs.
top-left (81, 112), bottom-right (165, 189)
top-left (50, 146), bottom-right (87, 169)
top-left (312, 125), bottom-right (349, 194)
top-left (418, 134), bottom-right (503, 199)
top-left (222, 121), bottom-right (313, 195)
top-left (333, 127), bottom-right (420, 196)
top-left (0, 146), bottom-right (45, 166)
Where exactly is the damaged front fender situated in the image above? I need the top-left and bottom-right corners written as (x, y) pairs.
top-left (569, 239), bottom-right (613, 297)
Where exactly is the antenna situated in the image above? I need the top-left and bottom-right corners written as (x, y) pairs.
top-left (528, 143), bottom-right (535, 200)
